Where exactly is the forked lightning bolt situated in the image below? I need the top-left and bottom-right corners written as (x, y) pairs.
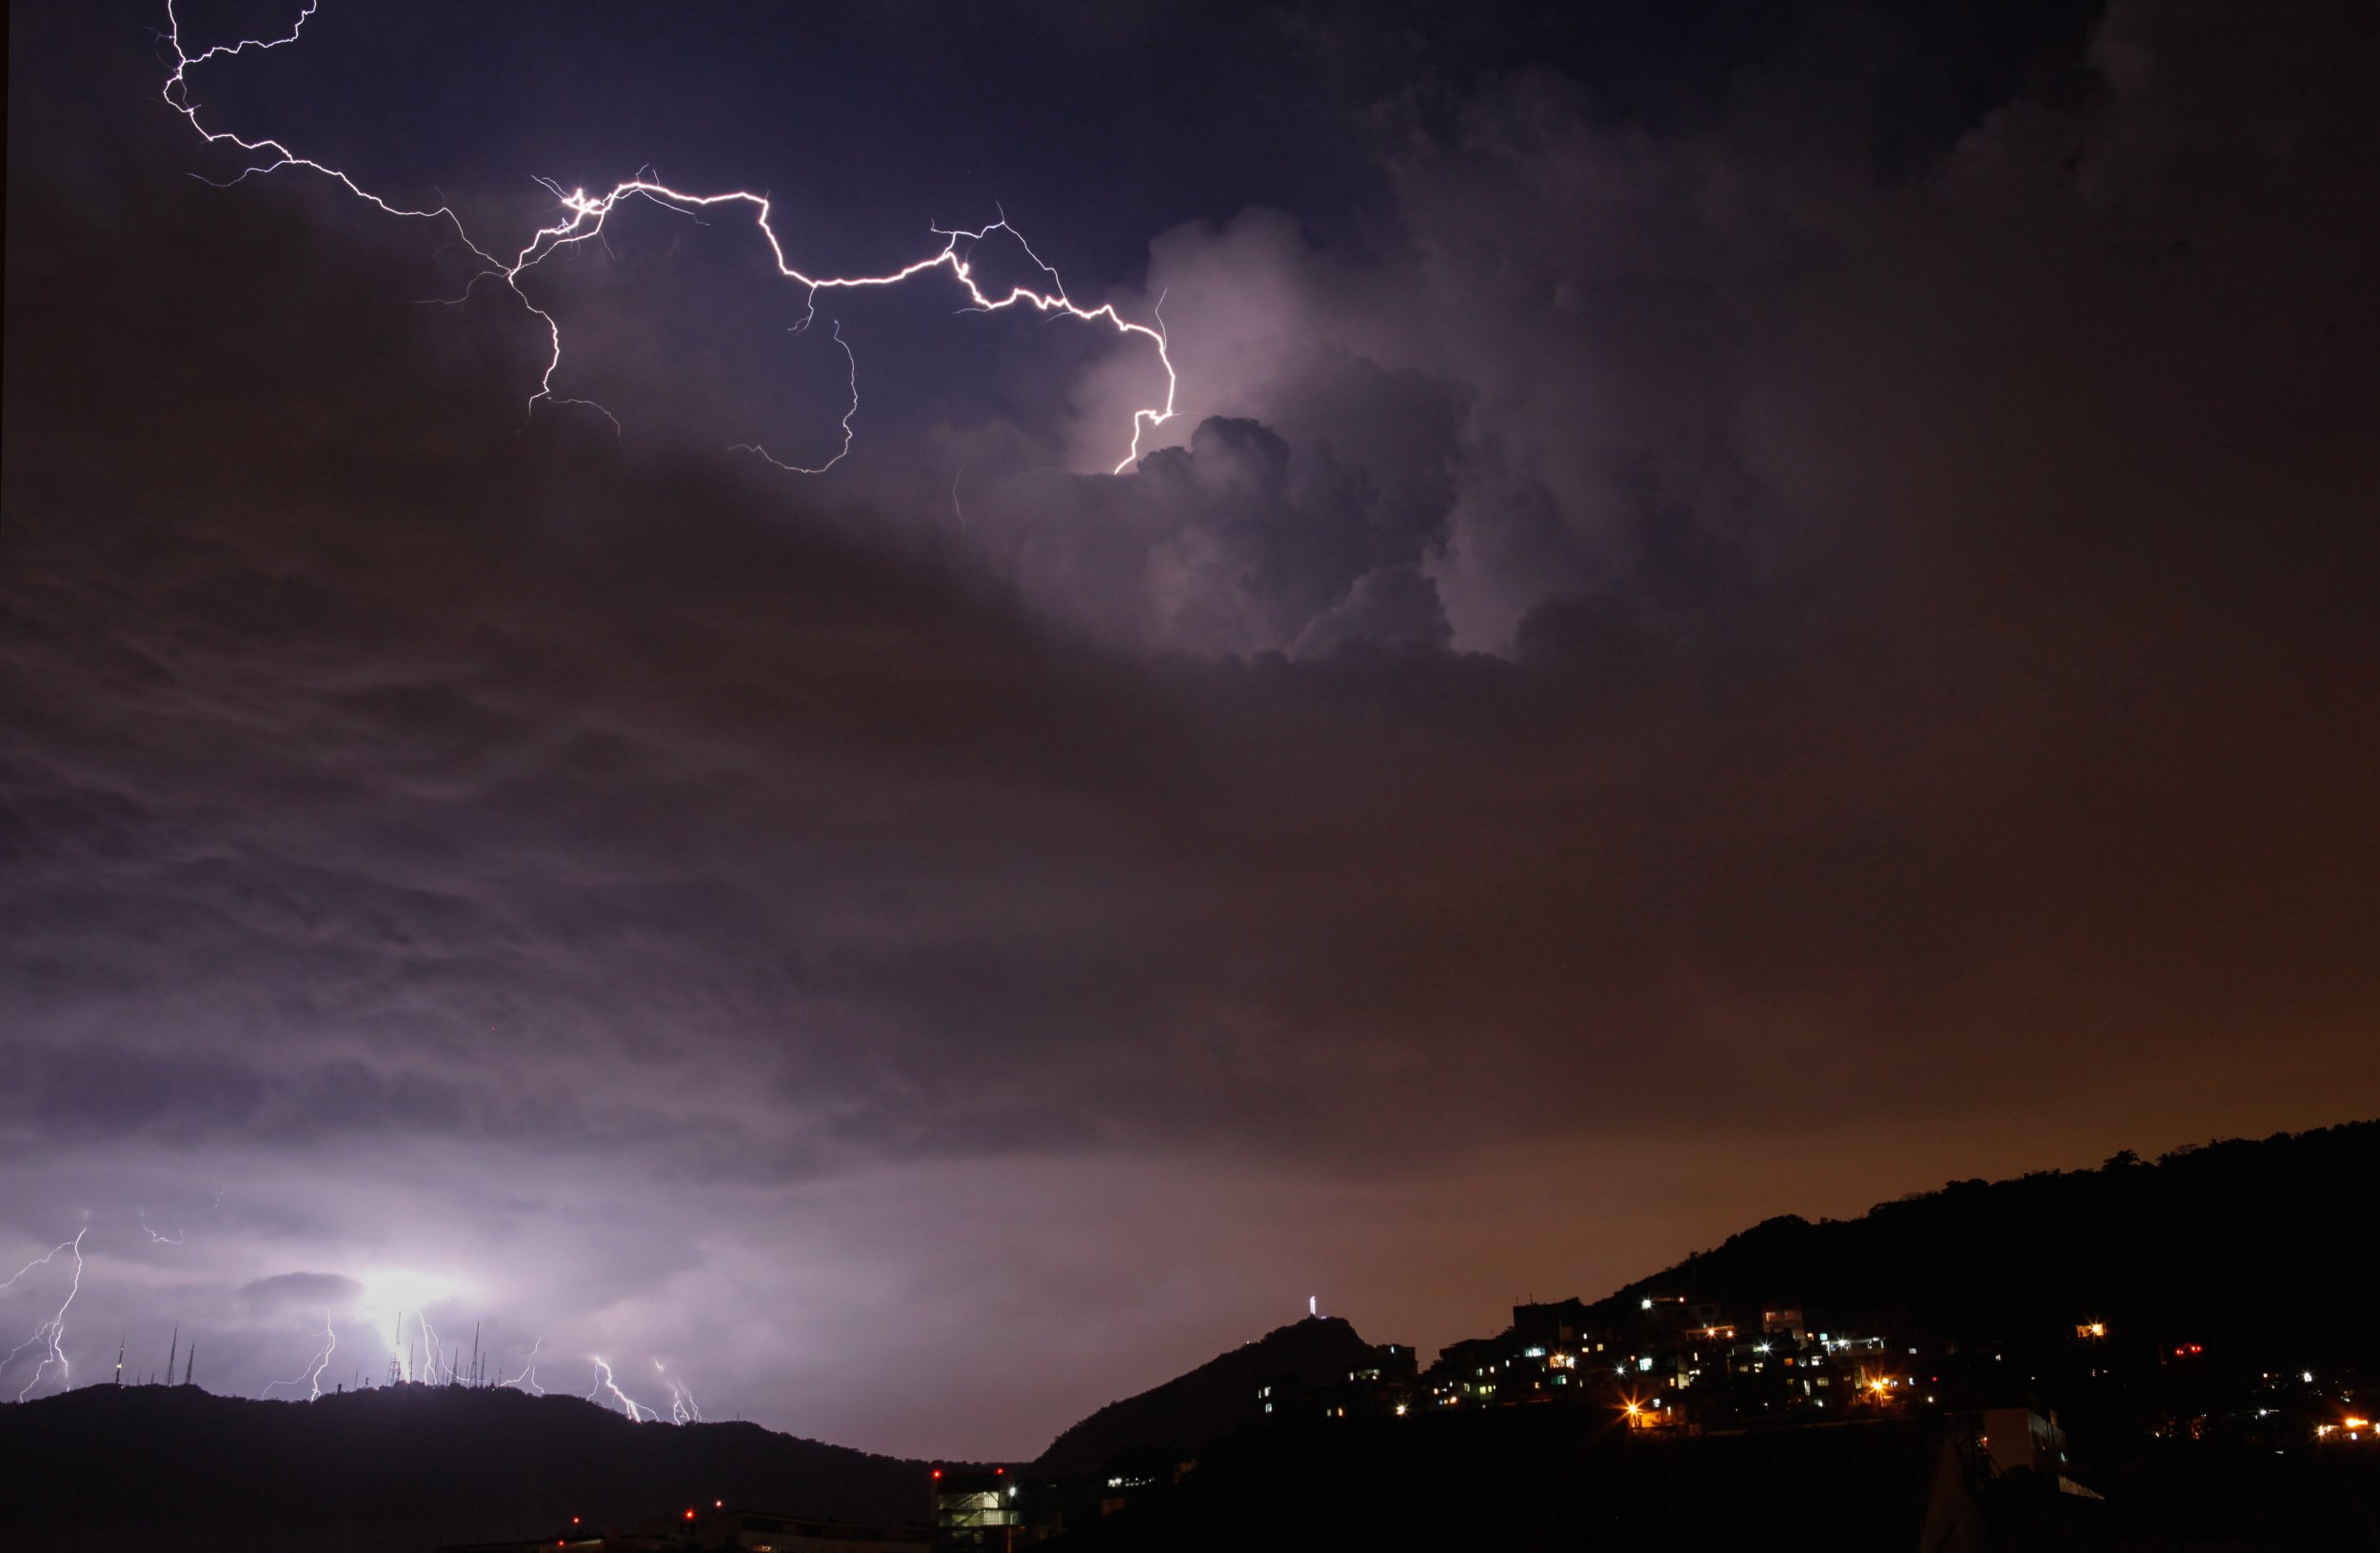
top-left (0, 1237), bottom-right (78, 1297)
top-left (2, 1229), bottom-right (89, 1401)
top-left (656, 1358), bottom-right (702, 1424)
top-left (415, 1311), bottom-right (455, 1384)
top-left (590, 1355), bottom-right (660, 1422)
top-left (265, 1314), bottom-right (338, 1401)
top-left (502, 1336), bottom-right (546, 1394)
top-left (161, 2), bottom-right (1180, 472)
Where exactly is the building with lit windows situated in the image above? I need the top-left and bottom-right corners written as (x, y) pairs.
top-left (931, 1467), bottom-right (1020, 1550)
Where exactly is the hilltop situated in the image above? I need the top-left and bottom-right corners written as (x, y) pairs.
top-left (1032, 1315), bottom-right (1384, 1474)
top-left (0, 1382), bottom-right (934, 1553)
top-left (1578, 1119), bottom-right (2380, 1361)
top-left (9, 1121), bottom-right (2374, 1550)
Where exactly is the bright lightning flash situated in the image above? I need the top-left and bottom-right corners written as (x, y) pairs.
top-left (418, 1311), bottom-right (451, 1384)
top-left (590, 1355), bottom-right (660, 1423)
top-left (502, 1336), bottom-right (545, 1395)
top-left (264, 1314), bottom-right (338, 1401)
top-left (162, 2), bottom-right (1180, 473)
top-left (656, 1358), bottom-right (702, 1424)
top-left (2, 1229), bottom-right (89, 1402)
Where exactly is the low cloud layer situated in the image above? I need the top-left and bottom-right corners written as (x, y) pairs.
top-left (3, 0), bottom-right (2374, 1457)
top-left (238, 1272), bottom-right (366, 1313)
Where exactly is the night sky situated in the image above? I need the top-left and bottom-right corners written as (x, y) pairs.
top-left (4, 0), bottom-right (2375, 1460)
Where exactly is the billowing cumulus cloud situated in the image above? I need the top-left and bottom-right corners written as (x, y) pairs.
top-left (3, 0), bottom-right (2375, 1461)
top-left (1066, 0), bottom-right (2378, 650)
top-left (957, 415), bottom-right (1453, 656)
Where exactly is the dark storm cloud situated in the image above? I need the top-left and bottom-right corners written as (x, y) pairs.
top-left (1080, 0), bottom-right (2378, 647)
top-left (957, 414), bottom-right (1455, 656)
top-left (4, 0), bottom-right (2375, 1458)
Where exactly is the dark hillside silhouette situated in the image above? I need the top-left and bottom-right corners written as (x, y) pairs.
top-left (0, 1382), bottom-right (934, 1553)
top-left (9, 1122), bottom-right (2373, 1550)
top-left (1581, 1120), bottom-right (2379, 1364)
top-left (1033, 1315), bottom-right (1379, 1474)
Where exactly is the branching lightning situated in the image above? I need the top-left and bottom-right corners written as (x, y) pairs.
top-left (655, 1358), bottom-right (702, 1424)
top-left (161, 2), bottom-right (1180, 473)
top-left (0, 1238), bottom-right (78, 1296)
top-left (417, 1311), bottom-right (452, 1384)
top-left (2, 1229), bottom-right (89, 1402)
top-left (590, 1355), bottom-right (660, 1423)
top-left (501, 1336), bottom-right (545, 1395)
top-left (138, 1208), bottom-right (185, 1245)
top-left (729, 321), bottom-right (858, 474)
top-left (265, 1314), bottom-right (338, 1401)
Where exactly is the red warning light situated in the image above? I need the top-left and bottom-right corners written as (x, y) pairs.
top-left (932, 1469), bottom-right (942, 1480)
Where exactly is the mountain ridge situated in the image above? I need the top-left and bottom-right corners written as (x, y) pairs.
top-left (0, 1380), bottom-right (936, 1553)
top-left (1032, 1314), bottom-right (1383, 1475)
top-left (1568, 1118), bottom-right (2379, 1359)
top-left (10, 1119), bottom-right (2374, 1550)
